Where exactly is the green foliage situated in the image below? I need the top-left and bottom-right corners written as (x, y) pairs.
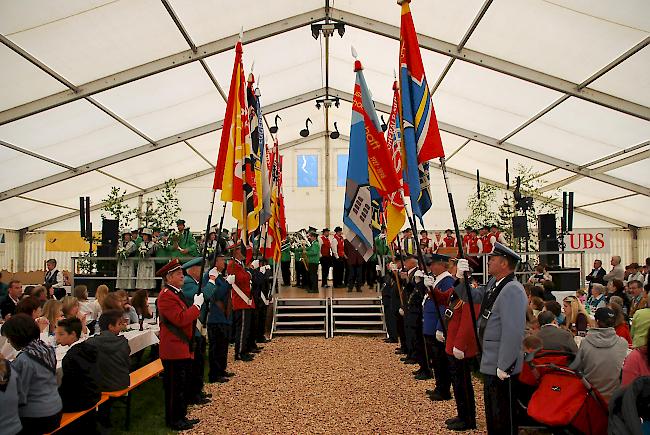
top-left (101, 187), bottom-right (138, 232)
top-left (461, 183), bottom-right (498, 229)
top-left (148, 179), bottom-right (181, 232)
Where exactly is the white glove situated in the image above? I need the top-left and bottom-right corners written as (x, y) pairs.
top-left (456, 259), bottom-right (470, 279)
top-left (388, 262), bottom-right (396, 272)
top-left (226, 274), bottom-right (236, 285)
top-left (208, 267), bottom-right (219, 281)
top-left (452, 347), bottom-right (465, 360)
top-left (263, 265), bottom-right (271, 273)
top-left (375, 265), bottom-right (382, 272)
top-left (379, 233), bottom-right (386, 239)
top-left (398, 308), bottom-right (404, 316)
top-left (423, 276), bottom-right (435, 288)
top-left (414, 270), bottom-right (426, 278)
top-left (435, 330), bottom-right (445, 343)
top-left (497, 368), bottom-right (510, 380)
top-left (251, 260), bottom-right (260, 269)
top-left (193, 293), bottom-right (205, 308)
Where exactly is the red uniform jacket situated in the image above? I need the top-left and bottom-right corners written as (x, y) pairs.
top-left (320, 235), bottom-right (332, 257)
top-left (334, 234), bottom-right (345, 258)
top-left (419, 236), bottom-right (432, 254)
top-left (443, 236), bottom-right (457, 247)
top-left (445, 298), bottom-right (481, 358)
top-left (466, 236), bottom-right (481, 254)
top-left (158, 285), bottom-right (200, 360)
top-left (481, 234), bottom-right (493, 254)
top-left (227, 259), bottom-right (254, 311)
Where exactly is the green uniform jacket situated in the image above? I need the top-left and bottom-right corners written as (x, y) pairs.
top-left (281, 244), bottom-right (291, 262)
top-left (176, 229), bottom-right (199, 258)
top-left (182, 274), bottom-right (216, 331)
top-left (306, 240), bottom-right (320, 264)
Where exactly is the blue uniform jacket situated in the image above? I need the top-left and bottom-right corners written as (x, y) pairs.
top-left (423, 275), bottom-right (454, 336)
top-left (202, 272), bottom-right (232, 325)
top-left (182, 274), bottom-right (216, 335)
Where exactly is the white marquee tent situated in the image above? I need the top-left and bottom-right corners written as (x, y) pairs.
top-left (1, 0), bottom-right (649, 239)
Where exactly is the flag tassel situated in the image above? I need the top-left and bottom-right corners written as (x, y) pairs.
top-left (440, 156), bottom-right (481, 353)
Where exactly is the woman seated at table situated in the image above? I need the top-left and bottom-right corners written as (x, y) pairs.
top-left (60, 296), bottom-right (89, 337)
top-left (56, 317), bottom-right (100, 414)
top-left (41, 300), bottom-right (64, 346)
top-left (74, 285), bottom-right (101, 330)
top-left (16, 296), bottom-right (49, 334)
top-left (115, 290), bottom-right (139, 324)
top-left (131, 289), bottom-right (153, 319)
top-left (562, 296), bottom-right (590, 336)
top-left (95, 285), bottom-right (109, 314)
top-left (609, 301), bottom-right (632, 346)
top-left (1, 314), bottom-right (62, 434)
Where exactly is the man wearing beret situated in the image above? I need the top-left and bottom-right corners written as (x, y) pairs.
top-left (454, 243), bottom-right (526, 434)
top-left (181, 257), bottom-right (213, 405)
top-left (157, 259), bottom-right (204, 431)
top-left (176, 219), bottom-right (199, 258)
top-left (228, 241), bottom-right (255, 361)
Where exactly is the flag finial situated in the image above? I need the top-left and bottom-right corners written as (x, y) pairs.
top-left (239, 27), bottom-right (243, 41)
top-left (351, 46), bottom-right (362, 71)
top-left (351, 45), bottom-right (358, 59)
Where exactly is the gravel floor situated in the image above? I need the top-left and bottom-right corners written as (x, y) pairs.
top-left (187, 336), bottom-right (486, 434)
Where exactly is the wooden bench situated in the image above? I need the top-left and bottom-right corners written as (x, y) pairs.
top-left (46, 359), bottom-right (164, 434)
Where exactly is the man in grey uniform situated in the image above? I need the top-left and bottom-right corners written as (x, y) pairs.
top-left (454, 243), bottom-right (526, 435)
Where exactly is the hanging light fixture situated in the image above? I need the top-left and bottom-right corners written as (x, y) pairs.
top-left (269, 114), bottom-right (281, 134)
top-left (300, 118), bottom-right (312, 137)
top-left (330, 122), bottom-right (340, 139)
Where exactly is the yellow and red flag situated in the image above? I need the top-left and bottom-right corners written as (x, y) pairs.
top-left (384, 80), bottom-right (406, 243)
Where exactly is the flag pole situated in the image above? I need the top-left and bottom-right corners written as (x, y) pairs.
top-left (196, 189), bottom-right (218, 296)
top-left (405, 207), bottom-right (447, 339)
top-left (439, 156), bottom-right (481, 353)
top-left (391, 232), bottom-right (406, 307)
top-left (215, 201), bottom-right (227, 253)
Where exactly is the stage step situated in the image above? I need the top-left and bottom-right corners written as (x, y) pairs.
top-left (271, 298), bottom-right (328, 338)
top-left (330, 297), bottom-right (386, 337)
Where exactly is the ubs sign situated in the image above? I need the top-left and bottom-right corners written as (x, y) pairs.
top-left (563, 229), bottom-right (610, 252)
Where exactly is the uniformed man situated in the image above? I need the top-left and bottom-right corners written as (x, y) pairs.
top-left (202, 253), bottom-right (235, 383)
top-left (490, 224), bottom-right (508, 247)
top-left (228, 241), bottom-right (255, 361)
top-left (180, 257), bottom-right (212, 405)
top-left (306, 231), bottom-right (321, 293)
top-left (455, 243), bottom-right (527, 435)
top-left (381, 256), bottom-right (400, 343)
top-left (419, 230), bottom-right (433, 254)
top-left (245, 258), bottom-right (264, 354)
top-left (480, 226), bottom-right (493, 255)
top-left (402, 228), bottom-right (416, 255)
top-left (319, 228), bottom-right (333, 288)
top-left (280, 241), bottom-right (291, 286)
top-left (332, 226), bottom-right (346, 288)
top-left (373, 227), bottom-right (390, 286)
top-left (439, 258), bottom-right (480, 431)
top-left (176, 219), bottom-right (200, 258)
top-left (398, 255), bottom-right (419, 365)
top-left (442, 229), bottom-right (457, 248)
top-left (157, 259), bottom-right (204, 431)
top-left (249, 258), bottom-right (272, 346)
top-left (44, 259), bottom-right (65, 299)
top-left (293, 237), bottom-right (308, 288)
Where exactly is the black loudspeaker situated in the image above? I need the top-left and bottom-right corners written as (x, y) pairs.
top-left (538, 214), bottom-right (557, 240)
top-left (101, 219), bottom-right (119, 247)
top-left (512, 216), bottom-right (529, 238)
top-left (539, 239), bottom-right (559, 267)
top-left (551, 268), bottom-right (580, 293)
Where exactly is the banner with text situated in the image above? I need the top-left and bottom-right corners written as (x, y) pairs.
top-left (562, 229), bottom-right (610, 253)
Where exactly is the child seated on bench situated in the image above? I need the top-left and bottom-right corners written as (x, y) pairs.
top-left (86, 310), bottom-right (130, 429)
top-left (56, 317), bottom-right (100, 412)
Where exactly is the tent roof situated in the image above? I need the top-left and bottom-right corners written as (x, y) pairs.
top-left (0, 0), bottom-right (648, 231)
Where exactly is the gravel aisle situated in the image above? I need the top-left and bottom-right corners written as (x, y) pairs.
top-left (188, 336), bottom-right (486, 434)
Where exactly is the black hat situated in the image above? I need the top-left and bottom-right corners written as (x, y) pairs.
top-left (308, 226), bottom-right (317, 233)
top-left (464, 225), bottom-right (472, 230)
top-left (176, 219), bottom-right (186, 225)
top-left (490, 224), bottom-right (498, 229)
top-left (430, 253), bottom-right (450, 263)
top-left (594, 307), bottom-right (616, 327)
top-left (445, 229), bottom-right (453, 233)
top-left (488, 242), bottom-right (521, 262)
top-left (322, 228), bottom-right (330, 233)
top-left (334, 226), bottom-right (343, 232)
top-left (424, 255), bottom-right (433, 266)
top-left (404, 228), bottom-right (412, 233)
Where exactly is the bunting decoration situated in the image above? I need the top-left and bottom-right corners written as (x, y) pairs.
top-left (398, 0), bottom-right (445, 222)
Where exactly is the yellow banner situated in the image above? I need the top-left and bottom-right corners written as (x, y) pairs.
top-left (45, 231), bottom-right (100, 252)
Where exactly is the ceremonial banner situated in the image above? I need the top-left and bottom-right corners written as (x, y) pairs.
top-left (384, 79), bottom-right (406, 243)
top-left (399, 0), bottom-right (445, 222)
top-left (344, 58), bottom-right (400, 261)
top-left (247, 75), bottom-right (269, 229)
top-left (46, 231), bottom-right (100, 252)
top-left (213, 40), bottom-right (250, 237)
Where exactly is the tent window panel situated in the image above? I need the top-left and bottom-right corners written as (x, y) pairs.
top-left (297, 154), bottom-right (318, 188)
top-left (337, 154), bottom-right (348, 187)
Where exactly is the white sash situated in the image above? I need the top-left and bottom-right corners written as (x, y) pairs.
top-left (232, 282), bottom-right (253, 306)
top-left (260, 291), bottom-right (270, 306)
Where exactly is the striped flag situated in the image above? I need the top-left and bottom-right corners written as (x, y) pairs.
top-left (245, 74), bottom-right (263, 236)
top-left (399, 0), bottom-right (445, 222)
top-left (263, 139), bottom-right (286, 263)
top-left (344, 58), bottom-right (401, 261)
top-left (384, 79), bottom-right (407, 243)
top-left (213, 39), bottom-right (249, 239)
top-left (247, 75), bottom-right (272, 227)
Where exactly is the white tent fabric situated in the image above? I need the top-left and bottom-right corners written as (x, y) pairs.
top-left (0, 0), bottom-right (648, 231)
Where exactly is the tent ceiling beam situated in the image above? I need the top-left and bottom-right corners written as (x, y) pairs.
top-left (0, 8), bottom-right (326, 125)
top-left (539, 146), bottom-right (650, 192)
top-left (0, 139), bottom-right (74, 170)
top-left (183, 140), bottom-right (215, 168)
top-left (16, 195), bottom-right (78, 211)
top-left (331, 8), bottom-right (650, 121)
top-left (429, 162), bottom-right (630, 229)
top-left (578, 193), bottom-right (638, 208)
top-left (0, 89), bottom-right (327, 201)
top-left (24, 133), bottom-right (323, 231)
top-left (331, 89), bottom-right (650, 196)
